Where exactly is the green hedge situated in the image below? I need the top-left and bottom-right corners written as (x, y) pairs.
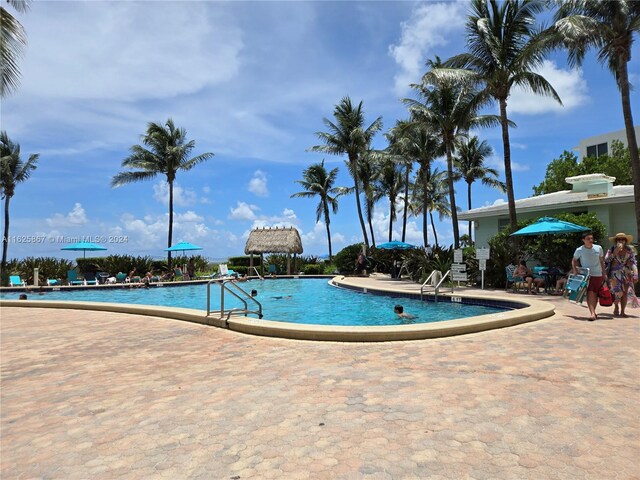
top-left (228, 256), bottom-right (262, 267)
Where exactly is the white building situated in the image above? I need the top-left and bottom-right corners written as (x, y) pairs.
top-left (458, 174), bottom-right (636, 247)
top-left (575, 126), bottom-right (640, 159)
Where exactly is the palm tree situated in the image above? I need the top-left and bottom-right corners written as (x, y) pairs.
top-left (411, 167), bottom-right (451, 248)
top-left (453, 136), bottom-right (506, 243)
top-left (445, 0), bottom-right (561, 232)
top-left (111, 119), bottom-right (214, 267)
top-left (357, 152), bottom-right (378, 247)
top-left (404, 56), bottom-right (498, 248)
top-left (1, 0), bottom-right (32, 97)
top-left (1, 131), bottom-right (39, 285)
top-left (291, 160), bottom-right (343, 260)
top-left (373, 157), bottom-right (405, 242)
top-left (388, 121), bottom-right (443, 246)
top-left (553, 0), bottom-right (640, 244)
top-left (311, 97), bottom-right (383, 250)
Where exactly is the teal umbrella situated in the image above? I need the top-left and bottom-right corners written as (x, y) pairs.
top-left (61, 241), bottom-right (107, 258)
top-left (164, 241), bottom-right (203, 255)
top-left (376, 240), bottom-right (415, 250)
top-left (510, 217), bottom-right (590, 236)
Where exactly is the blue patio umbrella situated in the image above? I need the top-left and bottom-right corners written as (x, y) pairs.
top-left (510, 217), bottom-right (590, 236)
top-left (61, 241), bottom-right (107, 258)
top-left (164, 241), bottom-right (203, 255)
top-left (376, 240), bottom-right (416, 250)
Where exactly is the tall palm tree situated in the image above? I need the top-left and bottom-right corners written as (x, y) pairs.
top-left (311, 97), bottom-right (383, 250)
top-left (291, 160), bottom-right (343, 260)
top-left (553, 0), bottom-right (640, 244)
top-left (385, 120), bottom-right (420, 243)
top-left (404, 56), bottom-right (498, 248)
top-left (453, 136), bottom-right (506, 243)
top-left (411, 167), bottom-right (451, 248)
top-left (1, 0), bottom-right (32, 97)
top-left (373, 157), bottom-right (404, 242)
top-left (388, 121), bottom-right (443, 246)
top-left (357, 152), bottom-right (378, 247)
top-left (111, 119), bottom-right (214, 268)
top-left (445, 0), bottom-right (561, 232)
top-left (0, 131), bottom-right (39, 285)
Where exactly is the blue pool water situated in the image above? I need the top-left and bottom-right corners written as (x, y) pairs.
top-left (2, 279), bottom-right (509, 326)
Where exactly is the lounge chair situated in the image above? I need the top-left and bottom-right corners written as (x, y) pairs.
top-left (67, 270), bottom-right (84, 286)
top-left (268, 264), bottom-right (278, 275)
top-left (115, 272), bottom-right (127, 283)
top-left (47, 279), bottom-right (59, 286)
top-left (173, 268), bottom-right (183, 281)
top-left (563, 268), bottom-right (590, 304)
top-left (83, 273), bottom-right (98, 285)
top-left (9, 275), bottom-right (26, 287)
top-left (505, 265), bottom-right (527, 293)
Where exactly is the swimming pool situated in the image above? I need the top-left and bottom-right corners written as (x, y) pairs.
top-left (1, 279), bottom-right (508, 326)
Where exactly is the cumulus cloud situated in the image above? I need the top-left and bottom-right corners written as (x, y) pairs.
top-left (483, 198), bottom-right (507, 207)
top-left (509, 61), bottom-right (588, 115)
top-left (119, 210), bottom-right (210, 248)
top-left (486, 155), bottom-right (529, 173)
top-left (229, 202), bottom-right (259, 221)
top-left (152, 182), bottom-right (205, 207)
top-left (248, 170), bottom-right (269, 197)
top-left (389, 1), bottom-right (466, 95)
top-left (20, 2), bottom-right (243, 101)
top-left (46, 203), bottom-right (89, 228)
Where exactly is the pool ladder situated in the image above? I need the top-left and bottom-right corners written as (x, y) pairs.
top-left (420, 270), bottom-right (452, 303)
top-left (206, 279), bottom-right (263, 322)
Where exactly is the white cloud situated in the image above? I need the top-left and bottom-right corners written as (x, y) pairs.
top-left (300, 221), bottom-right (347, 255)
top-left (248, 170), bottom-right (269, 197)
top-left (389, 2), bottom-right (466, 95)
top-left (153, 182), bottom-right (203, 207)
top-left (486, 155), bottom-right (529, 173)
top-left (46, 203), bottom-right (89, 228)
top-left (20, 2), bottom-right (243, 101)
top-left (483, 198), bottom-right (507, 207)
top-left (509, 60), bottom-right (588, 115)
top-left (229, 202), bottom-right (259, 221)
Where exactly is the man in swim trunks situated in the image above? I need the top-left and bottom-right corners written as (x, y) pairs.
top-left (572, 231), bottom-right (607, 321)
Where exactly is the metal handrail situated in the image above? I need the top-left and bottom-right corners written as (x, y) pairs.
top-left (433, 270), bottom-right (452, 303)
top-left (420, 270), bottom-right (438, 300)
top-left (206, 279), bottom-right (263, 320)
top-left (250, 266), bottom-right (263, 279)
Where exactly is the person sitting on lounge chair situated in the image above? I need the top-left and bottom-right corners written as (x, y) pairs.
top-left (513, 261), bottom-right (544, 294)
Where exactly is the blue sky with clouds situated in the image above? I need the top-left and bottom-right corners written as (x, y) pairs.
top-left (3, 0), bottom-right (638, 261)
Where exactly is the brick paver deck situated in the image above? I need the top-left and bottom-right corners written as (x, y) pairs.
top-left (1, 286), bottom-right (639, 479)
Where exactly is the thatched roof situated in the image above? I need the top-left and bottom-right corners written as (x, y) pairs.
top-left (244, 227), bottom-right (303, 255)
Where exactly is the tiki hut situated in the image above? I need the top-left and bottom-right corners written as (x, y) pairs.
top-left (244, 227), bottom-right (303, 275)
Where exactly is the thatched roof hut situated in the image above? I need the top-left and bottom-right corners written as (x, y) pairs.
top-left (244, 227), bottom-right (303, 275)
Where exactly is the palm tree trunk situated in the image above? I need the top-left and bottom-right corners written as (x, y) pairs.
top-left (323, 203), bottom-right (333, 260)
top-left (388, 200), bottom-right (393, 242)
top-left (1, 196), bottom-right (11, 286)
top-left (430, 210), bottom-right (439, 248)
top-left (445, 140), bottom-right (459, 248)
top-left (499, 97), bottom-right (517, 231)
top-left (618, 59), bottom-right (640, 243)
top-left (467, 181), bottom-right (473, 245)
top-left (352, 165), bottom-right (370, 249)
top-left (367, 207), bottom-right (376, 247)
top-left (422, 177), bottom-right (429, 248)
top-left (402, 165), bottom-right (410, 242)
top-left (167, 180), bottom-right (174, 269)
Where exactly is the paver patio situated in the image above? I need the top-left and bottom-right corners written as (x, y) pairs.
top-left (1, 285), bottom-right (639, 479)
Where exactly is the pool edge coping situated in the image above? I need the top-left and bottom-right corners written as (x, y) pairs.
top-left (0, 276), bottom-right (555, 342)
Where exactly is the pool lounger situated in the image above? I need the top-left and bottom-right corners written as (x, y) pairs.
top-left (563, 269), bottom-right (590, 304)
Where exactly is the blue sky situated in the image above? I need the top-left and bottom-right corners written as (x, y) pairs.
top-left (3, 0), bottom-right (638, 261)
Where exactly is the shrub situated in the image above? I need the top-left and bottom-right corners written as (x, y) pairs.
top-left (228, 256), bottom-right (261, 267)
top-left (228, 265), bottom-right (248, 275)
top-left (333, 243), bottom-right (364, 274)
top-left (11, 257), bottom-right (73, 283)
top-left (303, 264), bottom-right (323, 275)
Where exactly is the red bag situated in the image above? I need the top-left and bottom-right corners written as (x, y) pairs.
top-left (598, 284), bottom-right (613, 307)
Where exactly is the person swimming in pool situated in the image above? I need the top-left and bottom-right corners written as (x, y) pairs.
top-left (272, 295), bottom-right (293, 300)
top-left (251, 289), bottom-right (258, 297)
top-left (394, 304), bottom-right (416, 320)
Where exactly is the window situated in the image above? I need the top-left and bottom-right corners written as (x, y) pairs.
top-left (498, 218), bottom-right (510, 231)
top-left (597, 142), bottom-right (608, 157)
top-left (586, 142), bottom-right (608, 158)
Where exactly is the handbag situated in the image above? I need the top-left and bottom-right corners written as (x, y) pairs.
top-left (598, 283), bottom-right (613, 307)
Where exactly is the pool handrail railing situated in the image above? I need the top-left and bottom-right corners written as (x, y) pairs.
top-left (206, 279), bottom-right (263, 321)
